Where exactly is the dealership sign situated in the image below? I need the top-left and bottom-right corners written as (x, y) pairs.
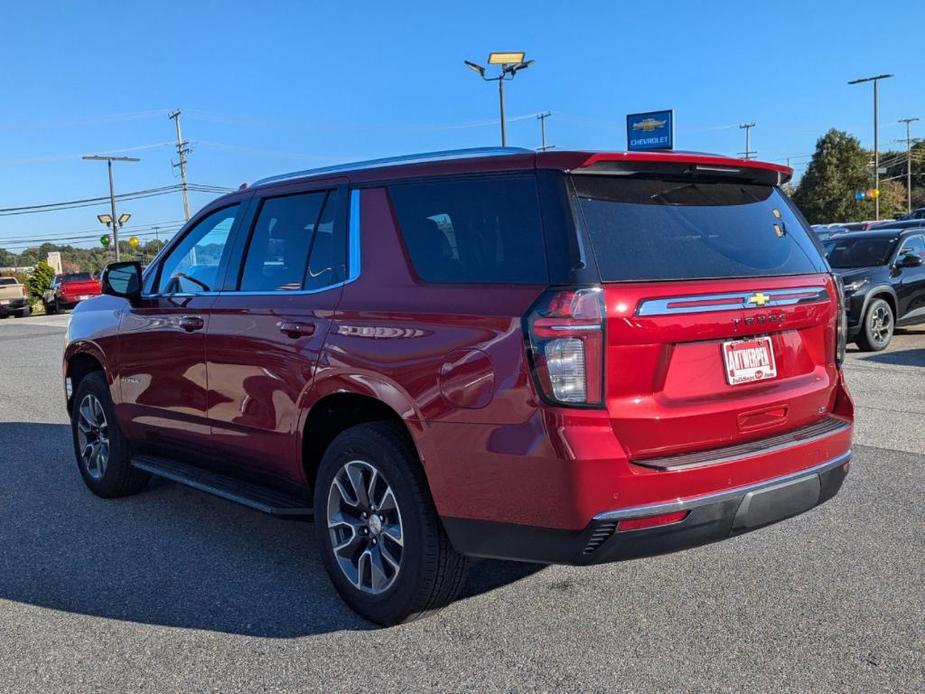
top-left (627, 110), bottom-right (674, 151)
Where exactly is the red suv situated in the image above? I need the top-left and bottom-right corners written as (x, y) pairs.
top-left (64, 148), bottom-right (853, 625)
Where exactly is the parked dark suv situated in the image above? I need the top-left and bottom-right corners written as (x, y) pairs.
top-left (64, 148), bottom-right (854, 624)
top-left (823, 229), bottom-right (925, 350)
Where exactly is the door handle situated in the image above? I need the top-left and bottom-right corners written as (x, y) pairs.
top-left (178, 315), bottom-right (205, 332)
top-left (278, 321), bottom-right (316, 339)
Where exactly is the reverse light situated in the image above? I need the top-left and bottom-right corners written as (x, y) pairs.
top-left (525, 287), bottom-right (605, 406)
top-left (617, 511), bottom-right (689, 532)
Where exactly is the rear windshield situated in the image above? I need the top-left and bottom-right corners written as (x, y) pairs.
top-left (0, 277), bottom-right (16, 285)
top-left (60, 273), bottom-right (93, 281)
top-left (570, 176), bottom-right (826, 281)
top-left (823, 236), bottom-right (898, 268)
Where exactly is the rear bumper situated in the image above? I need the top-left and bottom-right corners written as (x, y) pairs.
top-left (0, 298), bottom-right (28, 314)
top-left (443, 451), bottom-right (850, 565)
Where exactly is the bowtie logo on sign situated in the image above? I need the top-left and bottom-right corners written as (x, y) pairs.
top-left (626, 110), bottom-right (674, 151)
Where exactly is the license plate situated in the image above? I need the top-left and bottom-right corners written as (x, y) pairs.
top-left (722, 336), bottom-right (777, 385)
top-left (78, 295), bottom-right (89, 300)
top-left (0, 299), bottom-right (8, 305)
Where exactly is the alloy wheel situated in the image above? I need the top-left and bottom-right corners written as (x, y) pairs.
top-left (326, 460), bottom-right (404, 594)
top-left (76, 394), bottom-right (110, 480)
top-left (870, 304), bottom-right (893, 345)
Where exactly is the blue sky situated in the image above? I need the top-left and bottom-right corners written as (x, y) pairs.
top-left (2, 0), bottom-right (923, 251)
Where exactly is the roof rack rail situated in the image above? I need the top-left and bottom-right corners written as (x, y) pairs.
top-left (252, 147), bottom-right (532, 187)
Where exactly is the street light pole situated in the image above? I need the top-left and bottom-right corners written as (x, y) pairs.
top-left (498, 77), bottom-right (506, 147)
top-left (465, 53), bottom-right (534, 147)
top-left (849, 74), bottom-right (894, 220)
top-left (82, 155), bottom-right (140, 261)
top-left (898, 117), bottom-right (919, 213)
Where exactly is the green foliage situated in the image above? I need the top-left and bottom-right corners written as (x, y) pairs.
top-left (876, 179), bottom-right (908, 220)
top-left (880, 140), bottom-right (925, 214)
top-left (0, 239), bottom-right (166, 274)
top-left (27, 261), bottom-right (55, 304)
top-left (792, 130), bottom-right (879, 223)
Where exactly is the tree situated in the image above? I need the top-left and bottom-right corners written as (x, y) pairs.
top-left (27, 260), bottom-right (55, 305)
top-left (793, 129), bottom-right (885, 223)
top-left (876, 179), bottom-right (908, 220)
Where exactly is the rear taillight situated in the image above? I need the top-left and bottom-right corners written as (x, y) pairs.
top-left (21, 285), bottom-right (28, 297)
top-left (525, 287), bottom-right (605, 406)
top-left (833, 275), bottom-right (847, 368)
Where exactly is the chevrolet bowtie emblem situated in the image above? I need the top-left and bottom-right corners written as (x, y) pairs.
top-left (747, 292), bottom-right (771, 307)
top-left (632, 118), bottom-right (666, 133)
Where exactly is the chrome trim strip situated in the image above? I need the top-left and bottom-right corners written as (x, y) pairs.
top-left (592, 451), bottom-right (851, 522)
top-left (636, 417), bottom-right (850, 472)
top-left (636, 286), bottom-right (829, 316)
top-left (348, 189), bottom-right (361, 282)
top-left (252, 147), bottom-right (532, 187)
top-left (549, 324), bottom-right (600, 331)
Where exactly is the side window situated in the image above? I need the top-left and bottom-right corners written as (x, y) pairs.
top-left (898, 235), bottom-right (925, 259)
top-left (156, 205), bottom-right (239, 293)
top-left (388, 176), bottom-right (547, 284)
top-left (304, 191), bottom-right (347, 290)
top-left (239, 192), bottom-right (327, 291)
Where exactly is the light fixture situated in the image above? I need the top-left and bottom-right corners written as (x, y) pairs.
top-left (97, 214), bottom-right (113, 225)
top-left (464, 60), bottom-right (485, 77)
top-left (510, 59), bottom-right (534, 75)
top-left (488, 52), bottom-right (525, 65)
top-left (118, 213), bottom-right (132, 225)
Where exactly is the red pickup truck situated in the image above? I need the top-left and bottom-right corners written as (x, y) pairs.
top-left (44, 272), bottom-right (102, 314)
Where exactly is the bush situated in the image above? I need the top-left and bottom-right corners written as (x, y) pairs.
top-left (27, 261), bottom-right (55, 305)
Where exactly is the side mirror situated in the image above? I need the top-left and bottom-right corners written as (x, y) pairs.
top-left (899, 254), bottom-right (924, 268)
top-left (102, 261), bottom-right (142, 301)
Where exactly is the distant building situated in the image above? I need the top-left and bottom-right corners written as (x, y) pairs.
top-left (47, 251), bottom-right (63, 274)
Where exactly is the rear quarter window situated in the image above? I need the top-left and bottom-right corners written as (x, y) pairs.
top-left (571, 176), bottom-right (827, 281)
top-left (389, 175), bottom-right (547, 284)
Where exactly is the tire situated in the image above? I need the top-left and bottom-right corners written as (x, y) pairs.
top-left (314, 421), bottom-right (469, 626)
top-left (856, 297), bottom-right (894, 352)
top-left (54, 298), bottom-right (63, 314)
top-left (71, 371), bottom-right (149, 498)
top-left (45, 300), bottom-right (56, 315)
top-left (17, 305), bottom-right (31, 318)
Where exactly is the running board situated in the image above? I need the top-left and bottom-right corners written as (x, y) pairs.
top-left (131, 455), bottom-right (313, 518)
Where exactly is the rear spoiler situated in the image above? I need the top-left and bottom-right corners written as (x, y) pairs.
top-left (542, 151), bottom-right (792, 186)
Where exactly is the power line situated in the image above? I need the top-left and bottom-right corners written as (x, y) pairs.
top-left (0, 220), bottom-right (186, 245)
top-left (0, 183), bottom-right (234, 217)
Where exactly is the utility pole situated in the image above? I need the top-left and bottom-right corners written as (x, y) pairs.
top-left (537, 112), bottom-right (553, 151)
top-left (169, 110), bottom-right (191, 221)
top-left (898, 117), bottom-right (919, 213)
top-left (849, 74), bottom-right (893, 220)
top-left (739, 122), bottom-right (757, 160)
top-left (82, 155), bottom-right (140, 262)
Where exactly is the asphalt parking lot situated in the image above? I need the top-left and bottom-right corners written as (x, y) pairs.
top-left (0, 313), bottom-right (922, 692)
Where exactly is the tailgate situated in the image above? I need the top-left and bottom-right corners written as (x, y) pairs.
top-left (603, 275), bottom-right (838, 460)
top-left (567, 171), bottom-right (838, 462)
top-left (61, 280), bottom-right (101, 296)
